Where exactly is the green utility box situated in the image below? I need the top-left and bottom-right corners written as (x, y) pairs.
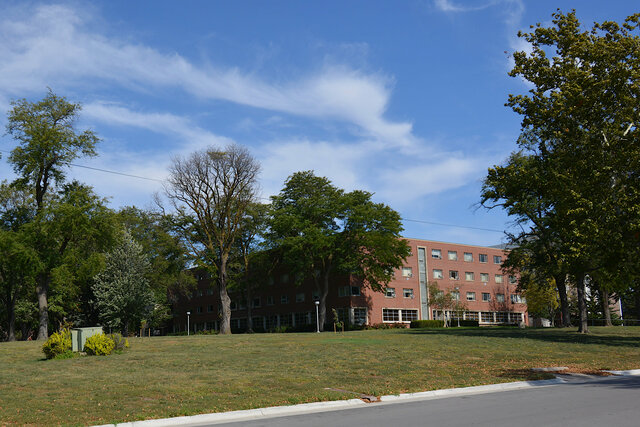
top-left (71, 327), bottom-right (104, 352)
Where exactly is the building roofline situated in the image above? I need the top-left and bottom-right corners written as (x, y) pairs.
top-left (400, 236), bottom-right (508, 251)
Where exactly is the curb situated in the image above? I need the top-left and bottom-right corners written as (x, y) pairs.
top-left (93, 377), bottom-right (565, 427)
top-left (378, 378), bottom-right (565, 402)
top-left (602, 369), bottom-right (640, 376)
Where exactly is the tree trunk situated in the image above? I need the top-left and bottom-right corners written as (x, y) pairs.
top-left (246, 285), bottom-right (254, 333)
top-left (318, 272), bottom-right (330, 332)
top-left (601, 288), bottom-right (612, 327)
top-left (7, 299), bottom-right (16, 342)
top-left (36, 275), bottom-right (49, 340)
top-left (123, 322), bottom-right (129, 337)
top-left (555, 274), bottom-right (572, 327)
top-left (218, 255), bottom-right (232, 334)
top-left (576, 273), bottom-right (588, 333)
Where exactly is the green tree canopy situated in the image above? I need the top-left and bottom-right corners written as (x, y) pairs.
top-left (483, 10), bottom-right (640, 333)
top-left (92, 231), bottom-right (155, 336)
top-left (269, 171), bottom-right (410, 330)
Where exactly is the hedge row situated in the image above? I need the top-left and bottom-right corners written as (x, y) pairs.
top-left (410, 320), bottom-right (444, 328)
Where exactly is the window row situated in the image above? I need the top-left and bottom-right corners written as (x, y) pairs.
top-left (385, 287), bottom-right (415, 298)
top-left (430, 249), bottom-right (502, 264)
top-left (432, 270), bottom-right (517, 284)
top-left (431, 310), bottom-right (523, 324)
top-left (382, 308), bottom-right (419, 322)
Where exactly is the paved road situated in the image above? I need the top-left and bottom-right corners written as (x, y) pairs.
top-left (209, 375), bottom-right (640, 427)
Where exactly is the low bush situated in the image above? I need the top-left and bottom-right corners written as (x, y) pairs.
top-left (365, 323), bottom-right (408, 330)
top-left (107, 333), bottom-right (129, 351)
top-left (410, 320), bottom-right (444, 328)
top-left (42, 329), bottom-right (71, 359)
top-left (84, 333), bottom-right (115, 356)
top-left (456, 320), bottom-right (480, 327)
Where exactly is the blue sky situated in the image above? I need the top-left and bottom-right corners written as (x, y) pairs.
top-left (0, 1), bottom-right (635, 245)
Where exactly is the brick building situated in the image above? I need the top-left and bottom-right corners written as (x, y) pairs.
top-left (171, 238), bottom-right (527, 332)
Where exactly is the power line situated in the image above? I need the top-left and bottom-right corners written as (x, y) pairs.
top-left (0, 149), bottom-right (506, 234)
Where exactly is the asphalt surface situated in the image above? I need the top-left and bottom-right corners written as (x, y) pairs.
top-left (208, 374), bottom-right (640, 427)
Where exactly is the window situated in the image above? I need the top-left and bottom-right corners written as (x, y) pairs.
top-left (266, 296), bottom-right (275, 306)
top-left (268, 277), bottom-right (274, 286)
top-left (466, 292), bottom-right (476, 301)
top-left (401, 309), bottom-right (419, 322)
top-left (385, 287), bottom-right (396, 298)
top-left (339, 286), bottom-right (361, 297)
top-left (495, 312), bottom-right (508, 323)
top-left (465, 272), bottom-right (475, 281)
top-left (464, 252), bottom-right (473, 262)
top-left (493, 255), bottom-right (502, 264)
top-left (382, 308), bottom-right (400, 322)
top-left (465, 311), bottom-right (479, 320)
top-left (312, 290), bottom-right (319, 301)
top-left (431, 249), bottom-right (442, 259)
top-left (509, 275), bottom-right (518, 284)
top-left (230, 301), bottom-right (238, 310)
top-left (481, 312), bottom-right (494, 323)
top-left (353, 308), bottom-right (367, 325)
top-left (280, 295), bottom-right (289, 304)
top-left (280, 313), bottom-right (293, 327)
top-left (281, 274), bottom-right (289, 284)
top-left (480, 273), bottom-right (489, 282)
top-left (196, 306), bottom-right (203, 314)
top-left (510, 312), bottom-right (522, 323)
top-left (294, 312), bottom-right (309, 325)
top-left (479, 254), bottom-right (488, 263)
top-left (448, 251), bottom-right (458, 261)
top-left (449, 270), bottom-right (459, 280)
top-left (198, 290), bottom-right (203, 297)
top-left (433, 269), bottom-right (443, 279)
top-left (207, 288), bottom-right (214, 296)
top-left (495, 274), bottom-right (503, 284)
top-left (511, 294), bottom-right (523, 304)
top-left (402, 267), bottom-right (413, 278)
top-left (296, 293), bottom-right (305, 303)
top-left (207, 305), bottom-right (214, 313)
top-left (252, 297), bottom-right (261, 308)
top-left (403, 288), bottom-right (414, 298)
top-left (482, 293), bottom-right (491, 302)
top-left (496, 293), bottom-right (505, 302)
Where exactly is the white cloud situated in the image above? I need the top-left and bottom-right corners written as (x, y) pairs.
top-left (82, 102), bottom-right (234, 153)
top-left (0, 4), bottom-right (415, 147)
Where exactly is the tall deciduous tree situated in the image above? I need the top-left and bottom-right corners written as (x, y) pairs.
top-left (5, 90), bottom-right (100, 339)
top-left (483, 11), bottom-right (640, 333)
top-left (92, 231), bottom-right (155, 336)
top-left (165, 144), bottom-right (260, 334)
top-left (269, 171), bottom-right (409, 330)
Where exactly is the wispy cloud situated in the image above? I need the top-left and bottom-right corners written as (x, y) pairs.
top-left (0, 4), bottom-right (415, 147)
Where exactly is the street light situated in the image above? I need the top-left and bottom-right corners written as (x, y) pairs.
top-left (314, 301), bottom-right (320, 333)
top-left (186, 311), bottom-right (191, 336)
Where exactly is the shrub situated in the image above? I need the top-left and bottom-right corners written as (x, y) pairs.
top-left (84, 333), bottom-right (115, 356)
top-left (457, 320), bottom-right (480, 327)
top-left (53, 350), bottom-right (79, 360)
top-left (107, 333), bottom-right (129, 351)
top-left (410, 320), bottom-right (445, 328)
top-left (42, 329), bottom-right (71, 359)
top-left (365, 323), bottom-right (408, 330)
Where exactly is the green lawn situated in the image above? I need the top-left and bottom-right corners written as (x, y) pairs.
top-left (1, 327), bottom-right (639, 426)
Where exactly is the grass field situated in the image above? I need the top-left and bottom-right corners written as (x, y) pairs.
top-left (1, 326), bottom-right (639, 426)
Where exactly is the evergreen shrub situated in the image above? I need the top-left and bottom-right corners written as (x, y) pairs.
top-left (84, 333), bottom-right (115, 356)
top-left (42, 329), bottom-right (71, 359)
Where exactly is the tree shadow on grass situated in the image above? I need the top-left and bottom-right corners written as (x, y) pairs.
top-left (405, 327), bottom-right (640, 348)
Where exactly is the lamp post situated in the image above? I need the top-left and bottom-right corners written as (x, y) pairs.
top-left (314, 301), bottom-right (320, 333)
top-left (187, 311), bottom-right (191, 336)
